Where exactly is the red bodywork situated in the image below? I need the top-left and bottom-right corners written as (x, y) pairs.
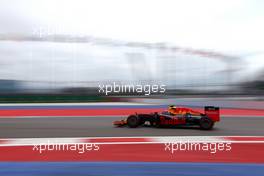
top-left (204, 106), bottom-right (220, 122)
top-left (159, 116), bottom-right (186, 125)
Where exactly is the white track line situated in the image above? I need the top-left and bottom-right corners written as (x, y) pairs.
top-left (1, 136), bottom-right (264, 146)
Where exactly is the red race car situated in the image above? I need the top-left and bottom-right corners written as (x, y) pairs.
top-left (113, 105), bottom-right (220, 130)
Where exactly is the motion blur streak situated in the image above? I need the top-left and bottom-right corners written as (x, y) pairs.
top-left (0, 162), bottom-right (263, 176)
top-left (0, 103), bottom-right (263, 117)
top-left (0, 137), bottom-right (264, 163)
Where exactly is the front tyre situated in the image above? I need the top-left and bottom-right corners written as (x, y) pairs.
top-left (127, 115), bottom-right (140, 128)
top-left (199, 116), bottom-right (214, 130)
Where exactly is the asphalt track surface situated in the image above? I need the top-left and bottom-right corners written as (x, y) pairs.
top-left (0, 116), bottom-right (263, 138)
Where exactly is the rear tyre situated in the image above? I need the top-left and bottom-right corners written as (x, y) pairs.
top-left (127, 115), bottom-right (140, 128)
top-left (199, 116), bottom-right (214, 130)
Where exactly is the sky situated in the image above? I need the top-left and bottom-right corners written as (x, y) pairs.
top-left (0, 0), bottom-right (263, 89)
top-left (1, 0), bottom-right (263, 52)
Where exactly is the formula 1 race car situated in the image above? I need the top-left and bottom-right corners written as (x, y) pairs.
top-left (113, 106), bottom-right (220, 130)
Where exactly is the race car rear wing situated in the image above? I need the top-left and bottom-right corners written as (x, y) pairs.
top-left (204, 106), bottom-right (220, 122)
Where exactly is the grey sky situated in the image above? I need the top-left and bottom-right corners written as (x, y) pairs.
top-left (0, 0), bottom-right (263, 89)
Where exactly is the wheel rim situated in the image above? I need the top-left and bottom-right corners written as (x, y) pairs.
top-left (129, 118), bottom-right (136, 125)
top-left (202, 119), bottom-right (211, 128)
top-left (128, 116), bottom-right (138, 126)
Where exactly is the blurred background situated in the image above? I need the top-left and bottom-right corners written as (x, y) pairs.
top-left (0, 0), bottom-right (263, 102)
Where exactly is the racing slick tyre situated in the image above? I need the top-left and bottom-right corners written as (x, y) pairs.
top-left (127, 115), bottom-right (140, 128)
top-left (199, 116), bottom-right (214, 130)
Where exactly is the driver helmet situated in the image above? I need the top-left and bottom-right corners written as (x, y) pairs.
top-left (168, 105), bottom-right (177, 110)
